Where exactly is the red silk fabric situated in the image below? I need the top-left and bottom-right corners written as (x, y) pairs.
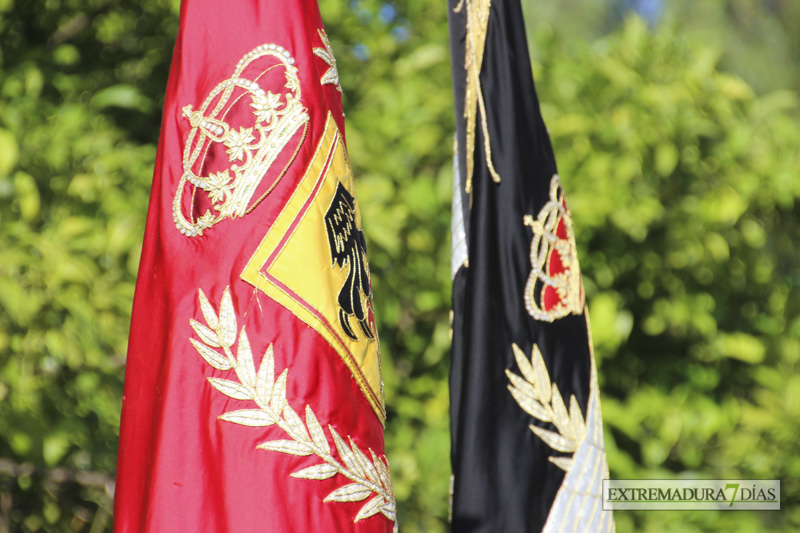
top-left (114, 1), bottom-right (390, 531)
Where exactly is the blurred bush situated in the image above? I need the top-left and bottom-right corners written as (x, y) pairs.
top-left (0, 0), bottom-right (178, 530)
top-left (0, 0), bottom-right (798, 532)
top-left (533, 17), bottom-right (800, 532)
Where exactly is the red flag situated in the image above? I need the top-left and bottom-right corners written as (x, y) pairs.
top-left (114, 1), bottom-right (396, 531)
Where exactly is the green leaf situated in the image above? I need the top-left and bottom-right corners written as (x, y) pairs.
top-left (92, 84), bottom-right (153, 112)
top-left (715, 333), bottom-right (766, 364)
top-left (0, 277), bottom-right (42, 325)
top-left (0, 129), bottom-right (18, 178)
top-left (14, 171), bottom-right (40, 221)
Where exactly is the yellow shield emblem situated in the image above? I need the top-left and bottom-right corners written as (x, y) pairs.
top-left (241, 114), bottom-right (384, 422)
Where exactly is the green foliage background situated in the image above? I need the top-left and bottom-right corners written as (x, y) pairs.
top-left (0, 0), bottom-right (798, 531)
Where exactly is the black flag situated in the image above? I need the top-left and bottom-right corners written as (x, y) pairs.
top-left (447, 1), bottom-right (615, 531)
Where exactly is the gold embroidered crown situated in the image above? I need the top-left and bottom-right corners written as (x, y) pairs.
top-left (173, 43), bottom-right (310, 237)
top-left (523, 175), bottom-right (585, 322)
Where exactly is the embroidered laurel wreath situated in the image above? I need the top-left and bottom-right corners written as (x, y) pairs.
top-left (506, 343), bottom-right (586, 471)
top-left (189, 287), bottom-right (397, 527)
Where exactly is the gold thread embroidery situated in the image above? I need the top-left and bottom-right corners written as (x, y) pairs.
top-left (240, 115), bottom-right (385, 423)
top-left (541, 317), bottom-right (615, 532)
top-left (523, 174), bottom-right (584, 322)
top-left (190, 287), bottom-right (397, 529)
top-left (506, 343), bottom-right (586, 471)
top-left (313, 29), bottom-right (342, 93)
top-left (453, 0), bottom-right (500, 193)
top-left (174, 43), bottom-right (310, 237)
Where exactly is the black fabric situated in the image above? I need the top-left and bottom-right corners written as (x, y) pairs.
top-left (448, 1), bottom-right (593, 531)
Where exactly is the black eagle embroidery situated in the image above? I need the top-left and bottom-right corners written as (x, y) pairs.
top-left (325, 183), bottom-right (374, 341)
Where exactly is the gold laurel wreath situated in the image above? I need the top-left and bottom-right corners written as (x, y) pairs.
top-left (189, 287), bottom-right (397, 528)
top-left (506, 343), bottom-right (586, 471)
